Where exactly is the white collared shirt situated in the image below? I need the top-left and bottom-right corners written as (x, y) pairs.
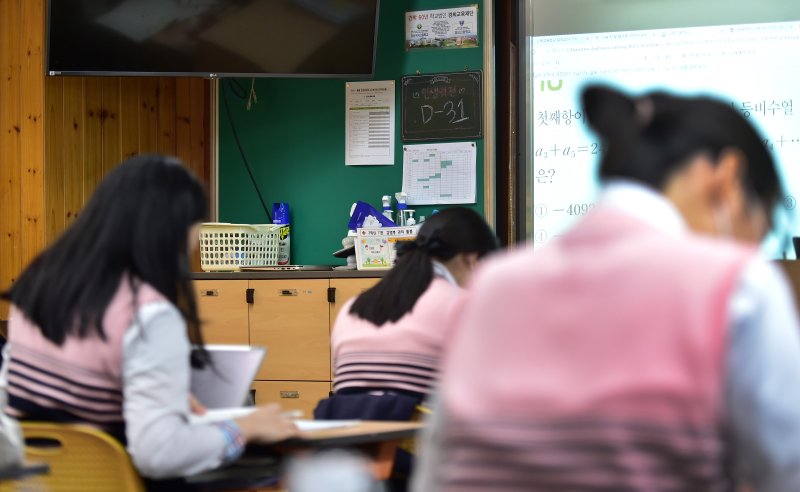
top-left (432, 260), bottom-right (458, 286)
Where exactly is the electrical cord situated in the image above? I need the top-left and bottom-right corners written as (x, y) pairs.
top-left (221, 79), bottom-right (273, 223)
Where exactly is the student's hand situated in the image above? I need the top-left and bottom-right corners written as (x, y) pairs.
top-left (235, 403), bottom-right (300, 443)
top-left (189, 394), bottom-right (207, 416)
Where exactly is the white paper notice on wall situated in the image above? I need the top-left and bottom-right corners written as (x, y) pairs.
top-left (402, 142), bottom-right (476, 205)
top-left (345, 80), bottom-right (395, 166)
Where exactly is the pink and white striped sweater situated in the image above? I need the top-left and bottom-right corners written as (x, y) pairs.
top-left (332, 278), bottom-right (467, 397)
top-left (433, 207), bottom-right (754, 491)
top-left (5, 277), bottom-right (164, 439)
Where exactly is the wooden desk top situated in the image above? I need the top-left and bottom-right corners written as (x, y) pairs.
top-left (243, 421), bottom-right (424, 454)
top-left (289, 421), bottom-right (424, 447)
top-left (187, 421), bottom-right (424, 487)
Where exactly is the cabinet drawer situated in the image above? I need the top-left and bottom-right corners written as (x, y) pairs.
top-left (249, 280), bottom-right (330, 380)
top-left (194, 280), bottom-right (249, 345)
top-left (251, 381), bottom-right (331, 418)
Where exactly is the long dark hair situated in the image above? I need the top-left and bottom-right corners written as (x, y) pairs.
top-left (582, 85), bottom-right (781, 211)
top-left (3, 154), bottom-right (208, 348)
top-left (349, 207), bottom-right (497, 326)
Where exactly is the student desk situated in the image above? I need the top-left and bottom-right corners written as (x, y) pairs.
top-left (186, 421), bottom-right (424, 490)
top-left (278, 421), bottom-right (424, 480)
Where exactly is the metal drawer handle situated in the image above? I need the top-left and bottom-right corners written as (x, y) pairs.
top-left (278, 289), bottom-right (298, 297)
top-left (200, 289), bottom-right (219, 297)
top-left (280, 391), bottom-right (300, 399)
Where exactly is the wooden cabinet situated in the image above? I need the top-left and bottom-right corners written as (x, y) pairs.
top-left (194, 280), bottom-right (249, 345)
top-left (250, 381), bottom-right (331, 417)
top-left (194, 275), bottom-right (380, 412)
top-left (249, 280), bottom-right (330, 381)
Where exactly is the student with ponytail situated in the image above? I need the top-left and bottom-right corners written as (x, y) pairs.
top-left (317, 207), bottom-right (496, 491)
top-left (414, 86), bottom-right (800, 491)
top-left (323, 207), bottom-right (497, 407)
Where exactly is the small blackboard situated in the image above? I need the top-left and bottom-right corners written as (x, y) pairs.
top-left (401, 70), bottom-right (482, 142)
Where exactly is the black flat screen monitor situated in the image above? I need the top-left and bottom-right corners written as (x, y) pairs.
top-left (47, 0), bottom-right (380, 78)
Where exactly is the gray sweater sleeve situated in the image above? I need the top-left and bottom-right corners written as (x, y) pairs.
top-left (0, 344), bottom-right (24, 468)
top-left (122, 302), bottom-right (241, 479)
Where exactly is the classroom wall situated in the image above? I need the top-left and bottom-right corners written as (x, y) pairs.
top-left (1, 0), bottom-right (47, 320)
top-left (0, 0), bottom-right (211, 319)
top-left (218, 0), bottom-right (486, 266)
top-left (43, 77), bottom-right (211, 243)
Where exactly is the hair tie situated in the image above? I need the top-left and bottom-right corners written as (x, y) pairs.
top-left (396, 240), bottom-right (419, 256)
top-left (418, 236), bottom-right (445, 253)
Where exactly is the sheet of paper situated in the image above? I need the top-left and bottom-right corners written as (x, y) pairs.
top-left (402, 141), bottom-right (477, 205)
top-left (189, 407), bottom-right (256, 425)
top-left (189, 408), bottom-right (360, 432)
top-left (295, 420), bottom-right (361, 431)
top-left (346, 80), bottom-right (395, 166)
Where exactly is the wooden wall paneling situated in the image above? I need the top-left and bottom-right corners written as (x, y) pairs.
top-left (83, 77), bottom-right (104, 200)
top-left (20, 0), bottom-right (46, 264)
top-left (174, 78), bottom-right (193, 168)
top-left (0, 0), bottom-right (23, 316)
top-left (100, 77), bottom-right (121, 172)
top-left (157, 77), bottom-right (177, 156)
top-left (62, 77), bottom-right (85, 227)
top-left (138, 77), bottom-right (159, 153)
top-left (20, 0), bottom-right (46, 268)
top-left (119, 77), bottom-right (140, 161)
top-left (44, 77), bottom-right (65, 244)
top-left (188, 79), bottom-right (206, 180)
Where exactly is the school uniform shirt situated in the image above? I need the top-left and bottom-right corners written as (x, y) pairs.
top-left (413, 180), bottom-right (800, 492)
top-left (2, 277), bottom-right (244, 479)
top-left (331, 262), bottom-right (464, 398)
top-left (0, 345), bottom-right (23, 468)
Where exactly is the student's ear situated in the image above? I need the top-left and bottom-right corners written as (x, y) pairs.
top-left (464, 252), bottom-right (480, 271)
top-left (711, 148), bottom-right (746, 211)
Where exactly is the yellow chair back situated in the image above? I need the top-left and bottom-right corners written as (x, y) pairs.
top-left (0, 422), bottom-right (145, 492)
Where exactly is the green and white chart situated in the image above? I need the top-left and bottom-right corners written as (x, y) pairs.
top-left (402, 141), bottom-right (476, 205)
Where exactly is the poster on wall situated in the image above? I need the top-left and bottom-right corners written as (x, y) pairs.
top-left (402, 142), bottom-right (477, 205)
top-left (345, 80), bottom-right (396, 166)
top-left (405, 5), bottom-right (479, 50)
top-left (355, 226), bottom-right (418, 270)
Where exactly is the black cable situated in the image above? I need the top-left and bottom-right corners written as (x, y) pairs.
top-left (221, 80), bottom-right (273, 223)
top-left (229, 79), bottom-right (249, 99)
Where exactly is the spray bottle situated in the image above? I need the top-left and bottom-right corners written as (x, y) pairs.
top-left (272, 202), bottom-right (291, 265)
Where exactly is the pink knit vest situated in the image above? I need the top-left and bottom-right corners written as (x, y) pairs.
top-left (437, 208), bottom-right (754, 491)
top-left (6, 277), bottom-right (166, 437)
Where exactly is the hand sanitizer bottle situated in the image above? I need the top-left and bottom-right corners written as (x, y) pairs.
top-left (381, 195), bottom-right (393, 221)
top-left (395, 192), bottom-right (408, 226)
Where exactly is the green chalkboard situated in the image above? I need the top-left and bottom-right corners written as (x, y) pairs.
top-left (402, 70), bottom-right (482, 141)
top-left (218, 0), bottom-right (485, 266)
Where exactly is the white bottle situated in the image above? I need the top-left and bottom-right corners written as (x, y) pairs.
top-left (381, 195), bottom-right (393, 221)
